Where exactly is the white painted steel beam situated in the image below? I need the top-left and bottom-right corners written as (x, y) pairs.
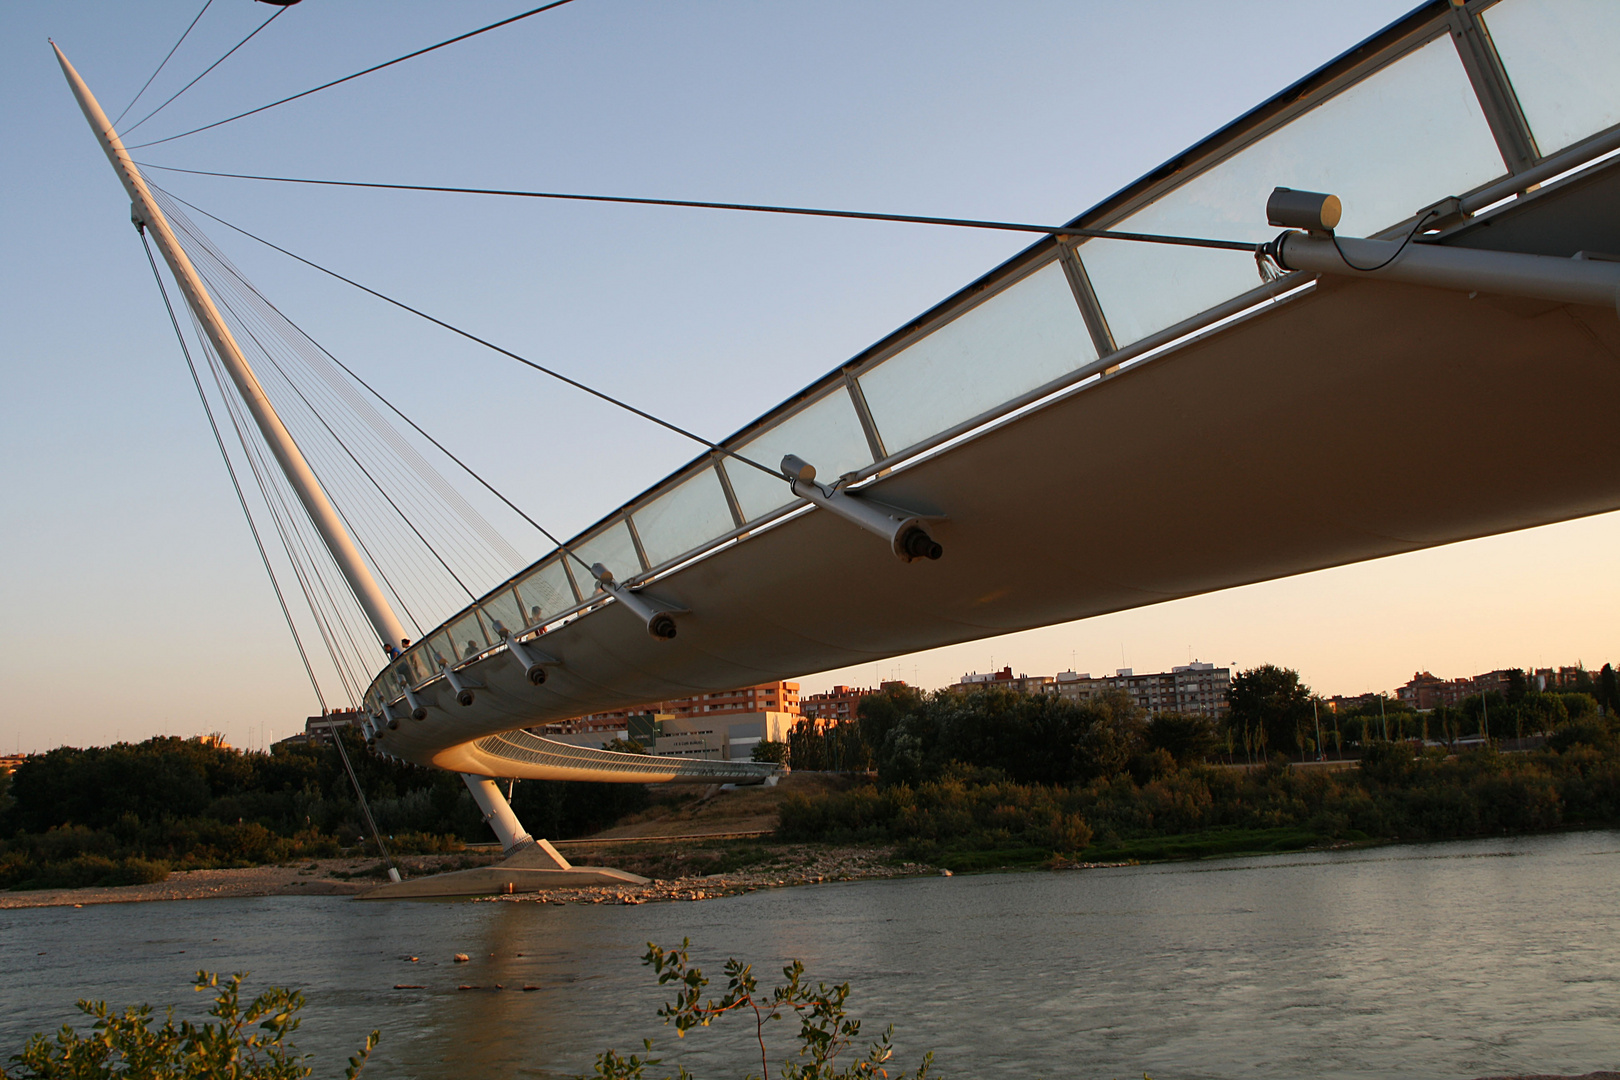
top-left (1277, 231), bottom-right (1620, 310)
top-left (53, 44), bottom-right (409, 656)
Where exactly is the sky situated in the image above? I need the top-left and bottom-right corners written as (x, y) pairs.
top-left (2, 1), bottom-right (1615, 755)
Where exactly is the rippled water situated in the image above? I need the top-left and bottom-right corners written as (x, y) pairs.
top-left (3, 831), bottom-right (1617, 1079)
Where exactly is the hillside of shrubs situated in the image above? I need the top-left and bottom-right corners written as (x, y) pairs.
top-left (775, 668), bottom-right (1620, 870)
top-left (0, 731), bottom-right (645, 890)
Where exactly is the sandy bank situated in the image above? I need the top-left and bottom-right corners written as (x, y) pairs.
top-left (0, 854), bottom-right (496, 909)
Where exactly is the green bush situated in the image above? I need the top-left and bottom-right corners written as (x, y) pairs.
top-left (3, 971), bottom-right (376, 1079)
top-left (586, 940), bottom-right (932, 1080)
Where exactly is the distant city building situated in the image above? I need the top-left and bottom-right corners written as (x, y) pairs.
top-left (1397, 671), bottom-right (1475, 711)
top-left (277, 710), bottom-right (362, 749)
top-left (1394, 667), bottom-right (1563, 710)
top-left (800, 682), bottom-right (905, 727)
top-left (536, 681), bottom-right (801, 762)
top-left (1327, 692), bottom-right (1381, 714)
top-left (950, 667), bottom-right (1054, 696)
top-left (0, 753), bottom-right (26, 774)
top-left (1050, 662), bottom-right (1230, 717)
top-left (551, 681), bottom-right (800, 732)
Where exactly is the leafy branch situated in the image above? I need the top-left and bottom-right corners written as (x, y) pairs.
top-left (4, 971), bottom-right (378, 1079)
top-left (586, 940), bottom-right (933, 1080)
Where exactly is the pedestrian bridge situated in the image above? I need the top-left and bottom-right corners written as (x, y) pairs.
top-left (347, 0), bottom-right (1620, 780)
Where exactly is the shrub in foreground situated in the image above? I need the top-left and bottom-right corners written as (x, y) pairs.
top-left (588, 939), bottom-right (933, 1080)
top-left (4, 971), bottom-right (377, 1080)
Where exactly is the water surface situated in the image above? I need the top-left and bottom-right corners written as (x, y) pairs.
top-left (2, 831), bottom-right (1616, 1078)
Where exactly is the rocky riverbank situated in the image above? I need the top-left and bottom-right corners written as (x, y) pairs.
top-left (483, 845), bottom-right (939, 906)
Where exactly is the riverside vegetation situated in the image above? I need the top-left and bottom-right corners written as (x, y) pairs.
top-left (4, 664), bottom-right (1617, 889)
top-left (772, 669), bottom-right (1620, 870)
top-left (0, 731), bottom-right (645, 890)
top-left (5, 947), bottom-right (927, 1080)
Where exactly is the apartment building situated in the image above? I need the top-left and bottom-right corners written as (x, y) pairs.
top-left (1050, 662), bottom-right (1230, 717)
top-left (800, 681), bottom-right (906, 726)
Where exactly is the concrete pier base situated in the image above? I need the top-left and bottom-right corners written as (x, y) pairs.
top-left (356, 837), bottom-right (648, 899)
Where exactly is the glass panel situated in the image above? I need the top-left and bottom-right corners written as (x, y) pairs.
top-left (393, 649), bottom-right (430, 690)
top-left (448, 611), bottom-right (488, 662)
top-left (516, 559), bottom-right (576, 626)
top-left (480, 587), bottom-right (526, 639)
top-left (858, 261), bottom-right (1094, 454)
top-left (726, 388), bottom-right (873, 522)
top-left (1485, 0), bottom-right (1620, 155)
top-left (1080, 35), bottom-right (1505, 346)
top-left (573, 519), bottom-right (642, 587)
top-left (425, 632), bottom-right (456, 672)
top-left (633, 466), bottom-right (735, 567)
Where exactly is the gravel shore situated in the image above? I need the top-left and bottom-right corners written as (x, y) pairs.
top-left (0, 855), bottom-right (490, 909)
top-left (484, 846), bottom-right (938, 906)
top-left (0, 847), bottom-right (933, 909)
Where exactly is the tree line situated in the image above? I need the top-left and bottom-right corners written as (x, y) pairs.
top-left (770, 669), bottom-right (1620, 868)
top-left (0, 731), bottom-right (645, 890)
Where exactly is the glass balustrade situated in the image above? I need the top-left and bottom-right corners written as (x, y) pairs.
top-left (479, 586), bottom-right (526, 639)
top-left (425, 631), bottom-right (456, 673)
top-left (632, 465), bottom-right (737, 568)
top-left (725, 388), bottom-right (872, 522)
top-left (515, 558), bottom-right (577, 628)
top-left (1077, 33), bottom-right (1505, 347)
top-left (857, 260), bottom-right (1095, 455)
top-left (1484, 0), bottom-right (1620, 156)
top-left (447, 611), bottom-right (488, 663)
top-left (573, 519), bottom-right (643, 586)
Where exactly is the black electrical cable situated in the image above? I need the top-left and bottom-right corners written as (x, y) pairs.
top-left (113, 0), bottom-right (215, 127)
top-left (126, 0), bottom-right (580, 150)
top-left (139, 227), bottom-right (330, 713)
top-left (137, 163), bottom-right (1264, 252)
top-left (1329, 208), bottom-right (1440, 272)
top-left (160, 191), bottom-right (791, 512)
top-left (122, 5), bottom-right (290, 137)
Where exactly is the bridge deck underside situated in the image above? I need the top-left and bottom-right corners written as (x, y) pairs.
top-left (392, 238), bottom-right (1620, 776)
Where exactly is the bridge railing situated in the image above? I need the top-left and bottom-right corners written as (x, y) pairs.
top-left (368, 0), bottom-right (1620, 716)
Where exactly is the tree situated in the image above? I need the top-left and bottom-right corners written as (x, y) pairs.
top-left (1600, 664), bottom-right (1618, 716)
top-left (1227, 666), bottom-right (1313, 755)
top-left (1144, 712), bottom-right (1217, 764)
top-left (752, 741), bottom-right (790, 766)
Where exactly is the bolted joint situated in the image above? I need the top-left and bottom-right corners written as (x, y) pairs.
top-left (782, 454), bottom-right (943, 562)
top-left (591, 562), bottom-right (680, 640)
top-left (395, 677), bottom-right (428, 721)
top-left (440, 662), bottom-right (475, 707)
top-left (504, 633), bottom-right (558, 686)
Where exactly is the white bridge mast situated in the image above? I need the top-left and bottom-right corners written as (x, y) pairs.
top-left (54, 43), bottom-right (408, 656)
top-left (55, 44), bottom-right (537, 854)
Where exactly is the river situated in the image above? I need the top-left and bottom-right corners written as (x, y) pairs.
top-left (3, 831), bottom-right (1617, 1079)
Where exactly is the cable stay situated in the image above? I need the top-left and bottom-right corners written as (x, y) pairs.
top-left (150, 186), bottom-right (532, 576)
top-left (137, 163), bottom-right (1263, 251)
top-left (121, 4), bottom-right (291, 138)
top-left (126, 0), bottom-right (580, 150)
top-left (113, 0), bottom-right (214, 127)
top-left (156, 188), bottom-right (793, 499)
top-left (139, 227), bottom-right (331, 713)
top-left (149, 189), bottom-right (538, 627)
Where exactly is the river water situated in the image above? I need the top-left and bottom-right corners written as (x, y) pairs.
top-left (2, 831), bottom-right (1617, 1079)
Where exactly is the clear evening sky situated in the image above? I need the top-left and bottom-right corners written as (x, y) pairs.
top-left (3, 1), bottom-right (1613, 754)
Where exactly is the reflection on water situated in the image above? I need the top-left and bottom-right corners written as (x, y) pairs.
top-left (2, 831), bottom-right (1617, 1079)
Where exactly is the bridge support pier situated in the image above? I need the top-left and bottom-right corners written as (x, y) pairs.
top-left (461, 774), bottom-right (572, 866)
